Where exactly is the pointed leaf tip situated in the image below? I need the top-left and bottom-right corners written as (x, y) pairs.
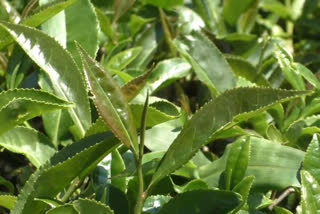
top-left (76, 43), bottom-right (139, 155)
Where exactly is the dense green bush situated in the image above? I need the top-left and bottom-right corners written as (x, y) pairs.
top-left (1, 0), bottom-right (320, 213)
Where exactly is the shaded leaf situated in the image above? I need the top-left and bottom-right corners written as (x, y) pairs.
top-left (232, 175), bottom-right (255, 211)
top-left (158, 190), bottom-right (242, 214)
top-left (11, 133), bottom-right (119, 214)
top-left (143, 0), bottom-right (184, 10)
top-left (128, 24), bottom-right (157, 70)
top-left (226, 55), bottom-right (269, 86)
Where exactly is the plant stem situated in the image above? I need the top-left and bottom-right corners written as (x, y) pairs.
top-left (61, 177), bottom-right (82, 203)
top-left (134, 92), bottom-right (149, 214)
top-left (268, 187), bottom-right (295, 210)
top-left (159, 8), bottom-right (176, 57)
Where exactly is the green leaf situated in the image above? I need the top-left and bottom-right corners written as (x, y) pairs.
top-left (225, 137), bottom-right (250, 190)
top-left (106, 47), bottom-right (142, 71)
top-left (237, 0), bottom-right (258, 33)
top-left (260, 0), bottom-right (291, 19)
top-left (128, 24), bottom-right (157, 70)
top-left (46, 204), bottom-right (78, 214)
top-left (274, 206), bottom-right (294, 214)
top-left (200, 136), bottom-right (305, 190)
top-left (0, 89), bottom-right (73, 135)
top-left (149, 87), bottom-right (310, 190)
top-left (176, 6), bottom-right (205, 34)
top-left (0, 0), bottom-right (20, 24)
top-left (144, 119), bottom-right (182, 152)
top-left (95, 8), bottom-right (113, 41)
top-left (180, 179), bottom-right (209, 193)
top-left (0, 22), bottom-right (91, 138)
top-left (0, 195), bottom-right (17, 210)
top-left (0, 0), bottom-right (77, 50)
top-left (223, 0), bottom-right (255, 26)
top-left (300, 170), bottom-right (320, 213)
top-left (192, 0), bottom-right (226, 36)
top-left (130, 101), bottom-right (180, 128)
top-left (77, 43), bottom-right (139, 155)
top-left (232, 175), bottom-right (255, 211)
top-left (274, 44), bottom-right (305, 90)
top-left (174, 31), bottom-right (236, 95)
top-left (65, 0), bottom-right (99, 65)
top-left (303, 134), bottom-right (320, 184)
top-left (0, 126), bottom-right (56, 168)
top-left (38, 73), bottom-right (74, 147)
top-left (0, 176), bottom-right (14, 194)
top-left (11, 133), bottom-right (119, 214)
top-left (137, 58), bottom-right (191, 98)
top-left (226, 55), bottom-right (270, 86)
top-left (143, 0), bottom-right (184, 10)
top-left (143, 195), bottom-right (171, 214)
top-left (158, 190), bottom-right (242, 214)
top-left (294, 63), bottom-right (320, 90)
top-left (121, 68), bottom-right (152, 102)
top-left (39, 0), bottom-right (67, 47)
top-left (111, 149), bottom-right (126, 192)
top-left (72, 198), bottom-right (114, 214)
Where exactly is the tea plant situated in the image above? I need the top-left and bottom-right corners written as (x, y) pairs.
top-left (0, 0), bottom-right (320, 213)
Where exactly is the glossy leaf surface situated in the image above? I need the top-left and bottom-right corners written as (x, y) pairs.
top-left (300, 170), bottom-right (320, 213)
top-left (174, 31), bottom-right (236, 95)
top-left (106, 47), bottom-right (142, 71)
top-left (303, 134), bottom-right (320, 184)
top-left (0, 0), bottom-right (77, 49)
top-left (149, 88), bottom-right (309, 189)
top-left (77, 44), bottom-right (138, 154)
top-left (0, 22), bottom-right (91, 137)
top-left (0, 127), bottom-right (56, 168)
top-left (0, 89), bottom-right (72, 135)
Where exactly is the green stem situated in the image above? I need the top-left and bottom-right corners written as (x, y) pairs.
top-left (61, 177), bottom-right (82, 203)
top-left (159, 8), bottom-right (176, 57)
top-left (134, 92), bottom-right (149, 214)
